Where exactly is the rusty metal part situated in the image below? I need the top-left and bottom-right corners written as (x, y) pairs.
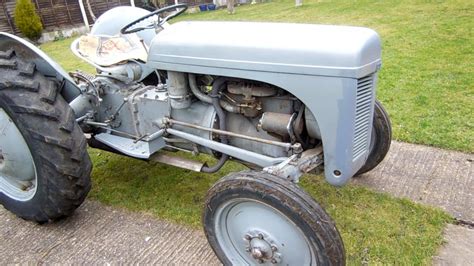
top-left (164, 117), bottom-right (301, 152)
top-left (297, 146), bottom-right (324, 173)
top-left (263, 146), bottom-right (323, 182)
top-left (188, 74), bottom-right (241, 114)
top-left (222, 92), bottom-right (261, 117)
top-left (244, 231), bottom-right (282, 264)
top-left (227, 82), bottom-right (277, 98)
top-left (149, 153), bottom-right (204, 172)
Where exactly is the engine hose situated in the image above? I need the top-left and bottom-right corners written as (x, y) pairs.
top-left (201, 78), bottom-right (229, 173)
top-left (188, 74), bottom-right (240, 113)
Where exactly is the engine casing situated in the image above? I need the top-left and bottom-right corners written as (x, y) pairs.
top-left (146, 21), bottom-right (382, 185)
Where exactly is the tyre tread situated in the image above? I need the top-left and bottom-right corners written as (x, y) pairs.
top-left (40, 79), bottom-right (59, 104)
top-left (0, 51), bottom-right (91, 223)
top-left (0, 48), bottom-right (14, 59)
top-left (19, 62), bottom-right (36, 77)
top-left (355, 99), bottom-right (392, 175)
top-left (204, 170), bottom-right (345, 265)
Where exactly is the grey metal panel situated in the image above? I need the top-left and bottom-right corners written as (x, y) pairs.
top-left (148, 21), bottom-right (381, 79)
top-left (89, 6), bottom-right (157, 46)
top-left (94, 133), bottom-right (166, 159)
top-left (0, 32), bottom-right (81, 102)
top-left (149, 62), bottom-right (376, 186)
top-left (226, 113), bottom-right (287, 158)
top-left (170, 101), bottom-right (216, 154)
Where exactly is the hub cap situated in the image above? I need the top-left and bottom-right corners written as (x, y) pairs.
top-left (0, 108), bottom-right (37, 201)
top-left (214, 199), bottom-right (316, 265)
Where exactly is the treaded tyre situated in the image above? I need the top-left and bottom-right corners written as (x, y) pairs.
top-left (0, 49), bottom-right (91, 223)
top-left (355, 99), bottom-right (392, 176)
top-left (203, 170), bottom-right (345, 265)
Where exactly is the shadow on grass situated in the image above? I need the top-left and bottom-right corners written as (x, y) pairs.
top-left (88, 148), bottom-right (451, 264)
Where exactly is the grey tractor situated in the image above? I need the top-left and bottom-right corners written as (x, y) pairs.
top-left (0, 4), bottom-right (391, 265)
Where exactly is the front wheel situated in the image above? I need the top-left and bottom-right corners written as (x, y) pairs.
top-left (355, 99), bottom-right (392, 176)
top-left (203, 170), bottom-right (345, 265)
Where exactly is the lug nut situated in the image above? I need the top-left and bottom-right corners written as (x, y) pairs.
top-left (271, 258), bottom-right (278, 264)
top-left (245, 247), bottom-right (251, 252)
top-left (257, 259), bottom-right (264, 264)
top-left (258, 233), bottom-right (264, 239)
top-left (244, 234), bottom-right (252, 240)
top-left (271, 245), bottom-right (278, 251)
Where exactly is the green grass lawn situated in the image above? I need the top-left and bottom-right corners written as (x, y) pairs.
top-left (87, 149), bottom-right (451, 264)
top-left (175, 0), bottom-right (474, 153)
top-left (38, 0), bottom-right (471, 263)
top-left (42, 0), bottom-right (473, 153)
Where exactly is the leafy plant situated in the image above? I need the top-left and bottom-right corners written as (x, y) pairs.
top-left (14, 0), bottom-right (43, 41)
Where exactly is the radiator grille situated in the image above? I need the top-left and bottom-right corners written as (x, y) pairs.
top-left (353, 75), bottom-right (374, 160)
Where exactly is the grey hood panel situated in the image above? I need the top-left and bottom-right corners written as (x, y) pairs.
top-left (148, 21), bottom-right (381, 78)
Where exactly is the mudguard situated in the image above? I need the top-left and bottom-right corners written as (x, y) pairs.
top-left (148, 21), bottom-right (382, 186)
top-left (0, 32), bottom-right (81, 102)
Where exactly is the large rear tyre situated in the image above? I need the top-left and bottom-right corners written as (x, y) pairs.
top-left (0, 49), bottom-right (91, 223)
top-left (203, 170), bottom-right (345, 265)
top-left (355, 99), bottom-right (392, 176)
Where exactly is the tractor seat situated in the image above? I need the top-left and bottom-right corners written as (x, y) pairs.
top-left (74, 33), bottom-right (148, 67)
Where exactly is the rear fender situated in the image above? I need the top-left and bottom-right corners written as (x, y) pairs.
top-left (0, 32), bottom-right (81, 102)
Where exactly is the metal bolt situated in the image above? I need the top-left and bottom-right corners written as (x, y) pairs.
top-left (244, 234), bottom-right (252, 240)
top-left (271, 259), bottom-right (278, 264)
top-left (251, 248), bottom-right (264, 259)
top-left (257, 259), bottom-right (264, 264)
top-left (271, 245), bottom-right (278, 252)
top-left (258, 233), bottom-right (264, 239)
top-left (245, 247), bottom-right (251, 252)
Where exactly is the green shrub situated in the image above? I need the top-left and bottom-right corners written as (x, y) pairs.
top-left (14, 0), bottom-right (43, 41)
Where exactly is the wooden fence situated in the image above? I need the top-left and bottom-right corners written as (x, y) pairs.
top-left (0, 0), bottom-right (210, 35)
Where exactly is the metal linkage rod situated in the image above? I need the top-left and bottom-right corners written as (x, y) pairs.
top-left (166, 128), bottom-right (287, 168)
top-left (164, 118), bottom-right (302, 152)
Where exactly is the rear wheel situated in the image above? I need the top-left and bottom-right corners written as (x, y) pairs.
top-left (0, 49), bottom-right (91, 223)
top-left (203, 170), bottom-right (345, 265)
top-left (355, 99), bottom-right (392, 176)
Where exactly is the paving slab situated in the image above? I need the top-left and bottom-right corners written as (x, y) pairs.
top-left (432, 224), bottom-right (474, 265)
top-left (0, 200), bottom-right (219, 264)
top-left (353, 141), bottom-right (473, 223)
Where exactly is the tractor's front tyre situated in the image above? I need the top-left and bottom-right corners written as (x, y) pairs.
top-left (355, 99), bottom-right (392, 176)
top-left (0, 49), bottom-right (91, 223)
top-left (203, 170), bottom-right (345, 265)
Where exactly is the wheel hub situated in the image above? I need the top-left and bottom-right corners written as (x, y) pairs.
top-left (244, 232), bottom-right (281, 264)
top-left (214, 199), bottom-right (315, 265)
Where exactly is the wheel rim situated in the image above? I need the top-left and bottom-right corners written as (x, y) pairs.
top-left (0, 108), bottom-right (37, 201)
top-left (214, 198), bottom-right (316, 265)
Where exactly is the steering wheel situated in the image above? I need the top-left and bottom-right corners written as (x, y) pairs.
top-left (120, 4), bottom-right (188, 35)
